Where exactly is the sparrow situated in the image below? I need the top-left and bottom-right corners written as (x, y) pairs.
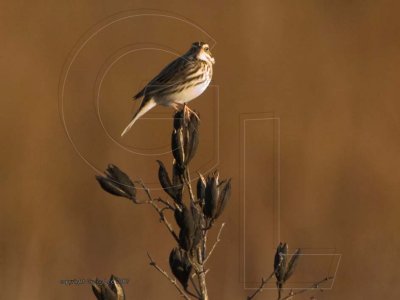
top-left (121, 41), bottom-right (215, 136)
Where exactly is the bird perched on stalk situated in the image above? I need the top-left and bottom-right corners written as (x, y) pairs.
top-left (121, 41), bottom-right (215, 136)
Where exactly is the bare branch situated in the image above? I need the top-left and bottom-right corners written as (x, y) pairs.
top-left (279, 276), bottom-right (333, 300)
top-left (183, 168), bottom-right (196, 204)
top-left (204, 222), bottom-right (225, 264)
top-left (247, 271), bottom-right (275, 300)
top-left (195, 247), bottom-right (208, 300)
top-left (138, 179), bottom-right (153, 202)
top-left (147, 252), bottom-right (192, 300)
top-left (191, 269), bottom-right (209, 279)
top-left (155, 197), bottom-right (175, 211)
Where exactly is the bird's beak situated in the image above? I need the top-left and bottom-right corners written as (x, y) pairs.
top-left (211, 57), bottom-right (215, 64)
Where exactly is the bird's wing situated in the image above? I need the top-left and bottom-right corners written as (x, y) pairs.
top-left (133, 56), bottom-right (196, 100)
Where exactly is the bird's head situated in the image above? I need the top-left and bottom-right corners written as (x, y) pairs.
top-left (189, 42), bottom-right (215, 64)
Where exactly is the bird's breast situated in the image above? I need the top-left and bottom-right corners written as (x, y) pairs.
top-left (160, 63), bottom-right (212, 105)
top-left (173, 78), bottom-right (211, 104)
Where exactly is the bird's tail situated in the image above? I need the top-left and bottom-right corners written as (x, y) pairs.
top-left (121, 98), bottom-right (157, 136)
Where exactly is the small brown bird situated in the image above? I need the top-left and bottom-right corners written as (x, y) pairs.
top-left (121, 42), bottom-right (215, 136)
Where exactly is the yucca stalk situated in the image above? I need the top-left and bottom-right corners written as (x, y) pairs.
top-left (91, 108), bottom-right (333, 300)
top-left (95, 109), bottom-right (231, 300)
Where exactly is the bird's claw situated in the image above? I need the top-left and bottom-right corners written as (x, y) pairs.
top-left (183, 104), bottom-right (200, 121)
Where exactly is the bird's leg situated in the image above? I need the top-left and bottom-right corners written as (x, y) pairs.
top-left (170, 102), bottom-right (180, 111)
top-left (182, 104), bottom-right (200, 121)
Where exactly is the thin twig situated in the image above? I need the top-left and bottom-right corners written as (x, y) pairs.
top-left (247, 271), bottom-right (275, 300)
top-left (138, 179), bottom-right (179, 243)
top-left (204, 222), bottom-right (225, 264)
top-left (138, 178), bottom-right (153, 201)
top-left (191, 269), bottom-right (209, 279)
top-left (147, 252), bottom-right (192, 300)
top-left (195, 247), bottom-right (208, 300)
top-left (279, 276), bottom-right (333, 300)
top-left (183, 168), bottom-right (196, 204)
top-left (155, 197), bottom-right (175, 210)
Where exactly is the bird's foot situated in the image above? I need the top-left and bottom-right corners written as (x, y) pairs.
top-left (171, 102), bottom-right (180, 111)
top-left (183, 104), bottom-right (200, 121)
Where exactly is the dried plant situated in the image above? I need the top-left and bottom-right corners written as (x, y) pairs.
top-left (92, 108), bottom-right (334, 300)
top-left (94, 109), bottom-right (230, 300)
top-left (247, 243), bottom-right (333, 300)
top-left (91, 275), bottom-right (125, 300)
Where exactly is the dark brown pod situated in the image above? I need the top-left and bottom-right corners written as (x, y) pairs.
top-left (172, 161), bottom-right (184, 202)
top-left (274, 242), bottom-right (288, 288)
top-left (106, 165), bottom-right (136, 198)
top-left (96, 165), bottom-right (136, 201)
top-left (91, 274), bottom-right (125, 300)
top-left (174, 207), bottom-right (184, 230)
top-left (180, 206), bottom-right (195, 233)
top-left (157, 160), bottom-right (181, 204)
top-left (169, 248), bottom-right (192, 289)
top-left (284, 248), bottom-right (301, 282)
top-left (204, 174), bottom-right (219, 218)
top-left (184, 113), bottom-right (199, 165)
top-left (214, 178), bottom-right (232, 219)
top-left (173, 110), bottom-right (185, 130)
top-left (96, 176), bottom-right (131, 199)
top-left (176, 205), bottom-right (200, 251)
top-left (171, 128), bottom-right (185, 168)
top-left (197, 173), bottom-right (206, 202)
top-left (179, 228), bottom-right (192, 251)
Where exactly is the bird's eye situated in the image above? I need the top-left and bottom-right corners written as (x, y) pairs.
top-left (204, 47), bottom-right (209, 51)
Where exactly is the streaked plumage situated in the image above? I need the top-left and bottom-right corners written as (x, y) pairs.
top-left (121, 42), bottom-right (215, 136)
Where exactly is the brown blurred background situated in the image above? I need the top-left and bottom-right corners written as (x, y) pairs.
top-left (1, 0), bottom-right (400, 299)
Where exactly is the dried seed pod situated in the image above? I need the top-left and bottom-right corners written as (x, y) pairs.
top-left (172, 160), bottom-right (184, 202)
top-left (204, 173), bottom-right (219, 218)
top-left (106, 165), bottom-right (132, 189)
top-left (172, 160), bottom-right (185, 183)
top-left (184, 114), bottom-right (199, 165)
top-left (190, 204), bottom-right (201, 227)
top-left (157, 160), bottom-right (181, 204)
top-left (179, 226), bottom-right (201, 251)
top-left (284, 248), bottom-right (301, 282)
top-left (178, 206), bottom-right (195, 232)
top-left (108, 275), bottom-right (125, 300)
top-left (169, 248), bottom-right (192, 289)
top-left (274, 242), bottom-right (288, 287)
top-left (196, 173), bottom-right (206, 202)
top-left (171, 128), bottom-right (185, 168)
top-left (91, 274), bottom-right (125, 300)
top-left (179, 228), bottom-right (192, 251)
top-left (173, 110), bottom-right (185, 130)
top-left (96, 177), bottom-right (131, 199)
top-left (188, 112), bottom-right (199, 131)
top-left (96, 165), bottom-right (136, 201)
top-left (174, 207), bottom-right (184, 230)
top-left (185, 136), bottom-right (198, 165)
top-left (106, 165), bottom-right (136, 198)
top-left (172, 109), bottom-right (199, 166)
top-left (92, 280), bottom-right (113, 300)
top-left (176, 205), bottom-right (201, 251)
top-left (214, 178), bottom-right (232, 219)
